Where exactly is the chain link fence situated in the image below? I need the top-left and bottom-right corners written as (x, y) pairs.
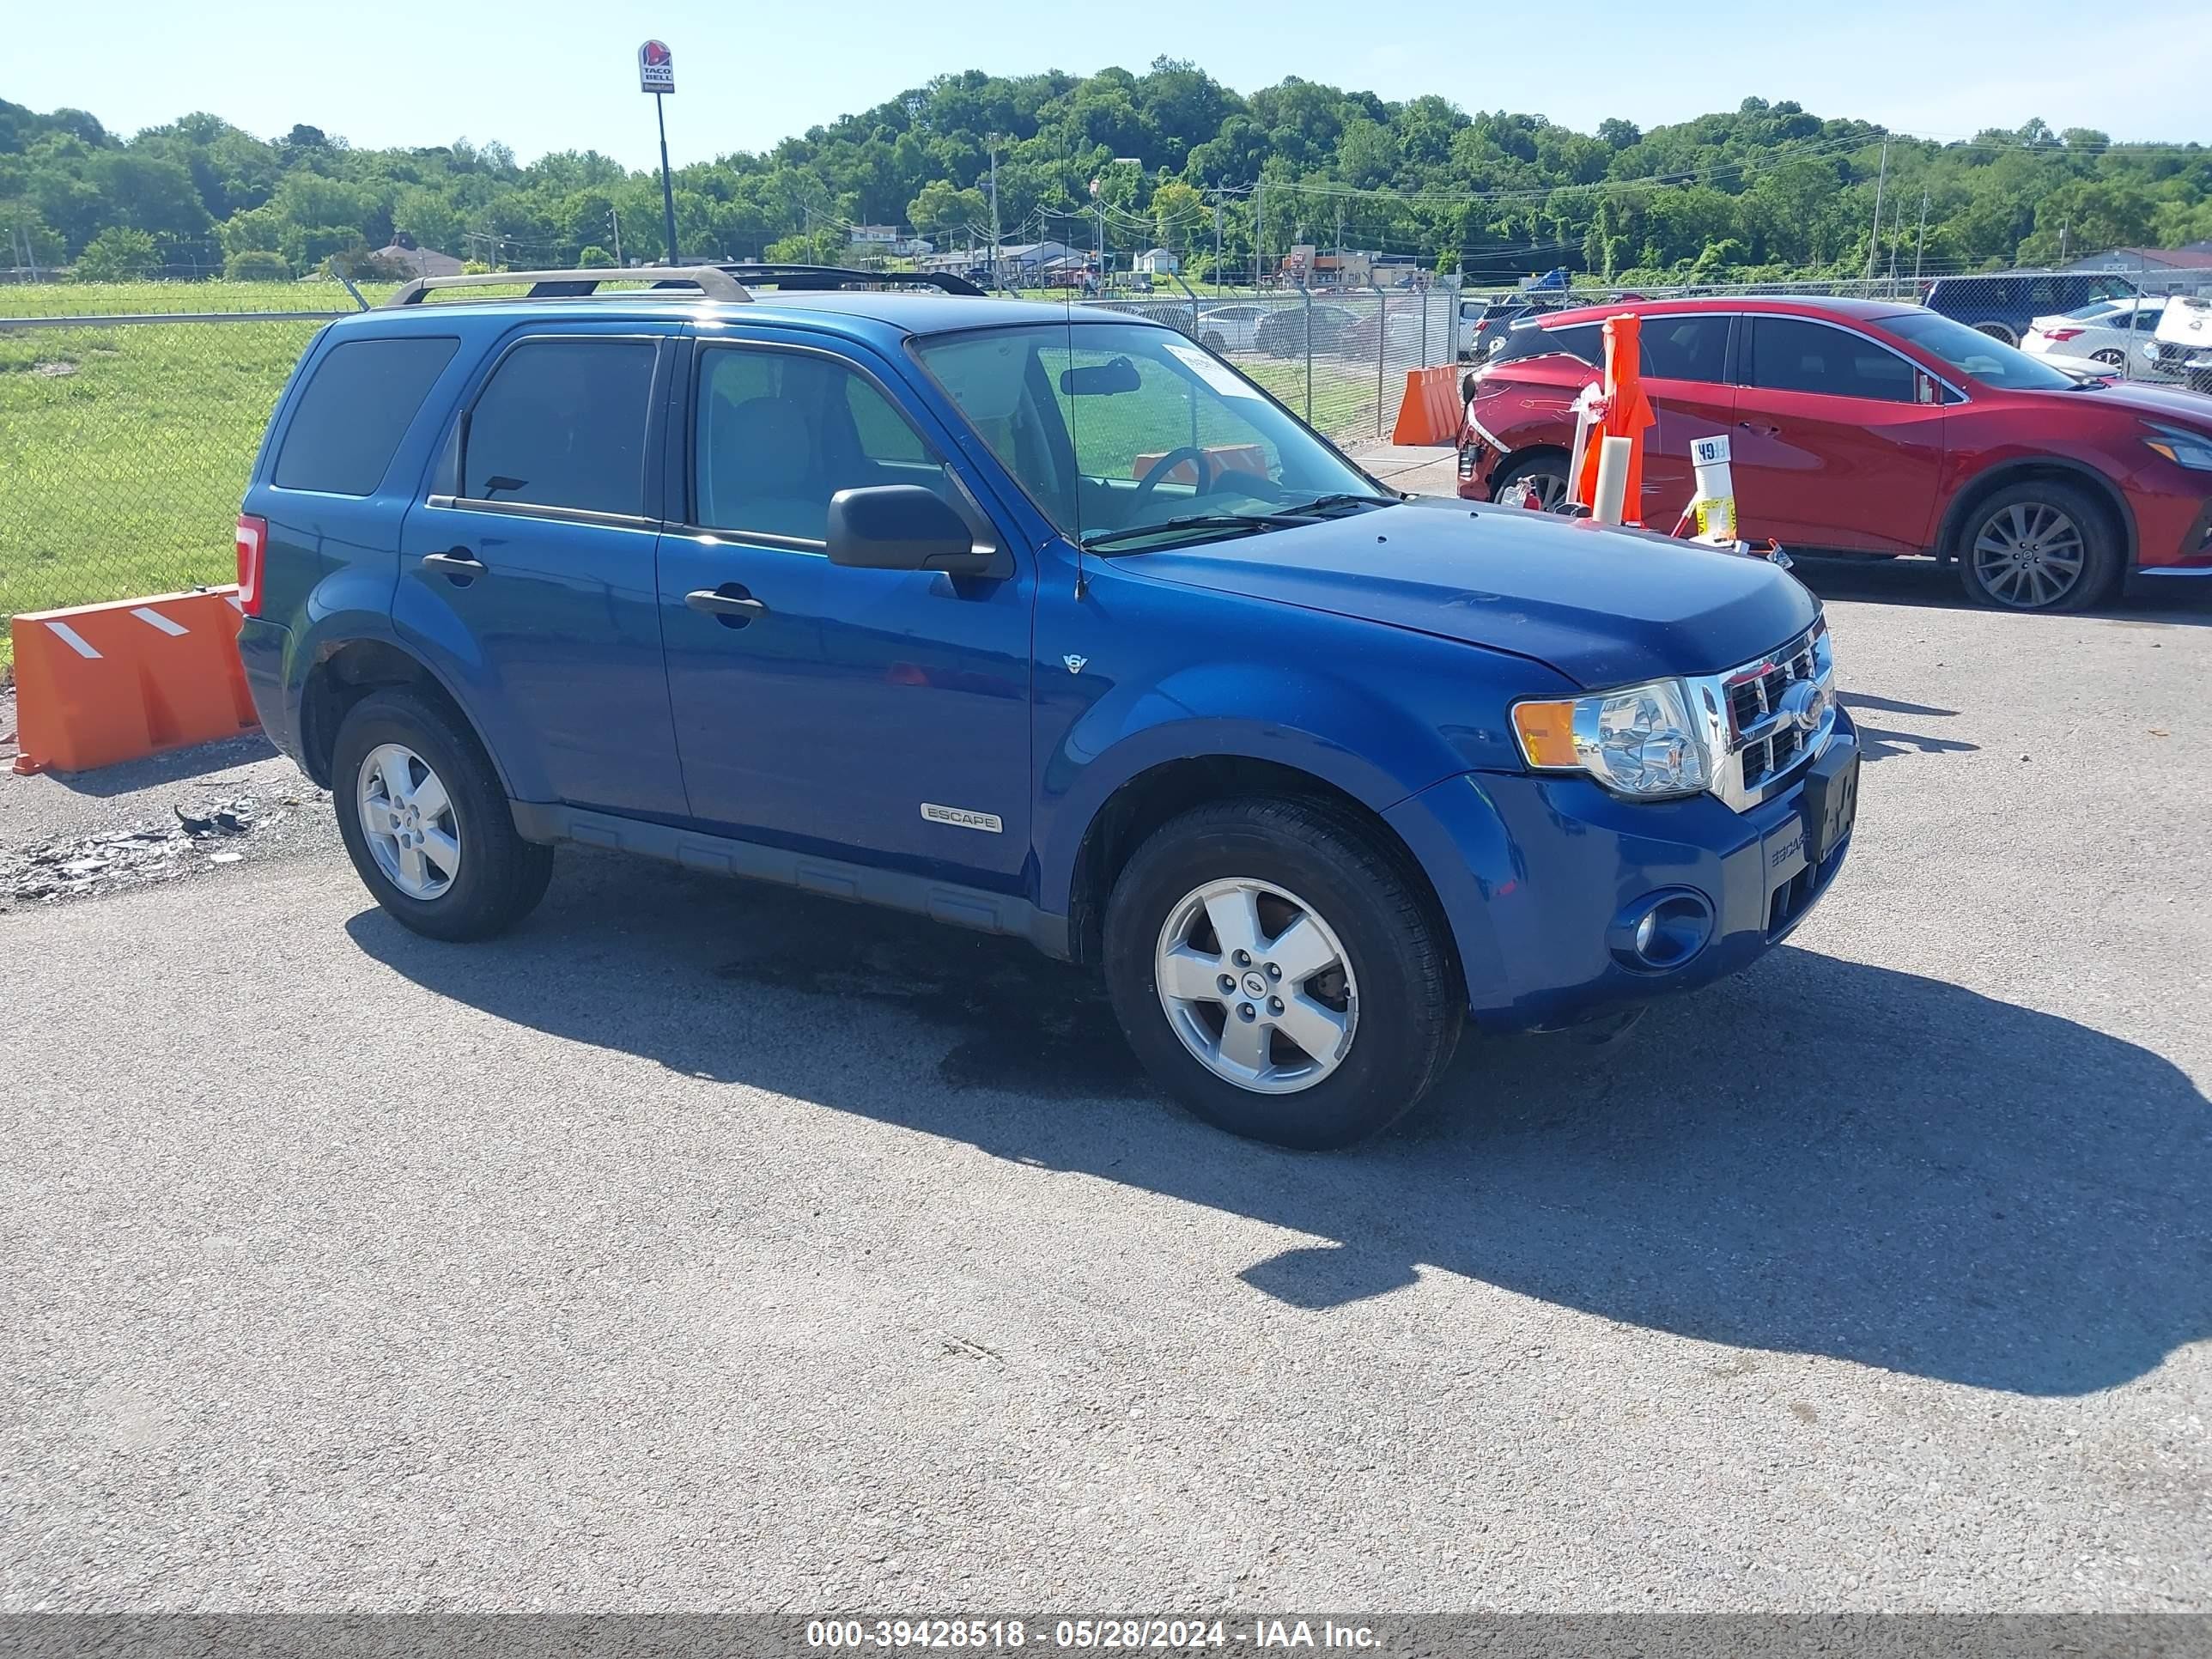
top-left (1070, 283), bottom-right (1465, 441)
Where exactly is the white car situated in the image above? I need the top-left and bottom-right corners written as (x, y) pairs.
top-left (2023, 296), bottom-right (2168, 373)
top-left (1194, 304), bottom-right (1266, 353)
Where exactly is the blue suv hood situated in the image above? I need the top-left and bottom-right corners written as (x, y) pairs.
top-left (1119, 500), bottom-right (1820, 689)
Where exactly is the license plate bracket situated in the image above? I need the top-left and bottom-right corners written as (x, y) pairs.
top-left (1801, 744), bottom-right (1861, 866)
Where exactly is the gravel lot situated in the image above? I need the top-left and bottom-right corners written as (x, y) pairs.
top-left (2, 561), bottom-right (2208, 1613)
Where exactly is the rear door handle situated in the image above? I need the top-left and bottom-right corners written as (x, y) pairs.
top-left (686, 587), bottom-right (769, 626)
top-left (420, 550), bottom-right (486, 580)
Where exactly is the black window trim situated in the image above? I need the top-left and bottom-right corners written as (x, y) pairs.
top-left (1736, 313), bottom-right (1971, 405)
top-left (673, 334), bottom-right (999, 557)
top-left (427, 330), bottom-right (672, 531)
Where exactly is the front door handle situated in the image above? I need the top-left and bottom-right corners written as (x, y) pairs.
top-left (1738, 420), bottom-right (1781, 438)
top-left (420, 549), bottom-right (486, 581)
top-left (686, 586), bottom-right (769, 627)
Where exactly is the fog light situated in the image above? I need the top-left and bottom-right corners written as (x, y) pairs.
top-left (1609, 890), bottom-right (1716, 974)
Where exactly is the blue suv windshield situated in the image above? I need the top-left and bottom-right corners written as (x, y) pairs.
top-left (915, 323), bottom-right (1380, 547)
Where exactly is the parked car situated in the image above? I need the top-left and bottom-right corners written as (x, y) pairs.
top-left (2144, 295), bottom-right (2212, 393)
top-left (235, 263), bottom-right (1859, 1150)
top-left (1255, 302), bottom-right (1358, 356)
top-left (1457, 295), bottom-right (2212, 611)
top-left (1924, 270), bottom-right (2139, 348)
top-left (1195, 303), bottom-right (1266, 352)
top-left (1461, 301), bottom-right (1535, 362)
top-left (2023, 295), bottom-right (2168, 372)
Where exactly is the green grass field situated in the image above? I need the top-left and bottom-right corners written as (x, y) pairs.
top-left (0, 280), bottom-right (1387, 674)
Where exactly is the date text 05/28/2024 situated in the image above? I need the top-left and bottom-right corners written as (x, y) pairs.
top-left (805, 1620), bottom-right (1382, 1650)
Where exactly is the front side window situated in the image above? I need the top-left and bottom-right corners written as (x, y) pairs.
top-left (694, 347), bottom-right (945, 543)
top-left (1640, 315), bottom-right (1729, 383)
top-left (463, 337), bottom-right (659, 516)
top-left (1882, 308), bottom-right (2078, 392)
top-left (1743, 318), bottom-right (1917, 403)
top-left (915, 322), bottom-right (1378, 545)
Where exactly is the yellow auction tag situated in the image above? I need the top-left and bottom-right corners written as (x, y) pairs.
top-left (1693, 497), bottom-right (1736, 540)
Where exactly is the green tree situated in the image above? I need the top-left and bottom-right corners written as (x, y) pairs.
top-left (75, 225), bottom-right (159, 279)
top-left (222, 248), bottom-right (291, 281)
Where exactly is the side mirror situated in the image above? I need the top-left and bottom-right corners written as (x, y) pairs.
top-left (826, 484), bottom-right (990, 573)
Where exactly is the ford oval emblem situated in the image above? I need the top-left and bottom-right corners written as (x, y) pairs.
top-left (1774, 679), bottom-right (1826, 734)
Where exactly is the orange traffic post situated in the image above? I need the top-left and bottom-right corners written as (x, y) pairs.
top-left (10, 586), bottom-right (258, 775)
top-left (1571, 313), bottom-right (1657, 523)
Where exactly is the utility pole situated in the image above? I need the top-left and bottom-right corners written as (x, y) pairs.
top-left (1255, 179), bottom-right (1265, 291)
top-left (1213, 193), bottom-right (1223, 296)
top-left (1335, 201), bottom-right (1344, 276)
top-left (1863, 137), bottom-right (1889, 289)
top-left (1913, 187), bottom-right (1929, 282)
top-left (609, 207), bottom-right (623, 268)
top-left (988, 135), bottom-right (1002, 286)
top-left (2059, 219), bottom-right (2069, 261)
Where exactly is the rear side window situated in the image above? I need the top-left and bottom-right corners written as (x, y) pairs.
top-left (273, 336), bottom-right (459, 495)
top-left (1744, 318), bottom-right (1917, 403)
top-left (463, 337), bottom-right (659, 516)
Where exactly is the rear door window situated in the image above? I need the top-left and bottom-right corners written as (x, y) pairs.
top-left (462, 337), bottom-right (659, 517)
top-left (1743, 317), bottom-right (1917, 403)
top-left (1493, 320), bottom-right (1605, 367)
top-left (273, 336), bottom-right (459, 496)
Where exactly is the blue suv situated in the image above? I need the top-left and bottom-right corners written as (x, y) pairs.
top-left (235, 264), bottom-right (1860, 1149)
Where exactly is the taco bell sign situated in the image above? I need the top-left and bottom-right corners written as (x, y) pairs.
top-left (638, 40), bottom-right (675, 94)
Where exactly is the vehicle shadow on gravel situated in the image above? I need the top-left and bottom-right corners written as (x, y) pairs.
top-left (1790, 554), bottom-right (2212, 627)
top-left (349, 854), bottom-right (2209, 1399)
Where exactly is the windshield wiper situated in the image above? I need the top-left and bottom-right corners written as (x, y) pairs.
top-left (1079, 513), bottom-right (1318, 552)
top-left (1272, 490), bottom-right (1402, 515)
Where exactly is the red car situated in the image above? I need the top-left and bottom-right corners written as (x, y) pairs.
top-left (1456, 295), bottom-right (2212, 611)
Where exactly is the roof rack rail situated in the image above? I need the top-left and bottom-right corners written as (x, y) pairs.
top-left (382, 265), bottom-right (753, 307)
top-left (708, 263), bottom-right (985, 297)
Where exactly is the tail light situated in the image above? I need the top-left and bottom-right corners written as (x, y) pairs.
top-left (2046, 327), bottom-right (2083, 342)
top-left (235, 514), bottom-right (268, 617)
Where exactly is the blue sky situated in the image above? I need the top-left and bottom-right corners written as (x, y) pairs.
top-left (10, 0), bottom-right (2208, 169)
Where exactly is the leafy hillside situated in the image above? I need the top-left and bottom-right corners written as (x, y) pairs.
top-left (4, 70), bottom-right (2208, 287)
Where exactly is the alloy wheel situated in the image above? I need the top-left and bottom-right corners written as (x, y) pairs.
top-left (358, 742), bottom-right (462, 900)
top-left (1153, 878), bottom-right (1358, 1095)
top-left (1971, 501), bottom-right (2086, 610)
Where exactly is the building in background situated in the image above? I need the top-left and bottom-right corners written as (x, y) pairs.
top-left (2066, 245), bottom-right (2212, 295)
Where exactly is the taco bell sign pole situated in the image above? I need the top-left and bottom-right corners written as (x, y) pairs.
top-left (638, 40), bottom-right (680, 264)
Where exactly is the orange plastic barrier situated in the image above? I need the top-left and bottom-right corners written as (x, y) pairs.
top-left (1390, 366), bottom-right (1462, 446)
top-left (10, 586), bottom-right (258, 775)
top-left (1571, 313), bottom-right (1657, 523)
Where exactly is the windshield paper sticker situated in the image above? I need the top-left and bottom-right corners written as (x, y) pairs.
top-left (1164, 341), bottom-right (1261, 398)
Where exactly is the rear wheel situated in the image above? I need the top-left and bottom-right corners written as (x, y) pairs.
top-left (1201, 330), bottom-right (1226, 352)
top-left (332, 689), bottom-right (553, 940)
top-left (2090, 348), bottom-right (2126, 369)
top-left (1956, 480), bottom-right (2119, 612)
top-left (1494, 452), bottom-right (1573, 513)
top-left (1972, 320), bottom-right (2020, 348)
top-left (1103, 798), bottom-right (1462, 1150)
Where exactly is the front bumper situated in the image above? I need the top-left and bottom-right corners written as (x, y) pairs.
top-left (1387, 714), bottom-right (1859, 1030)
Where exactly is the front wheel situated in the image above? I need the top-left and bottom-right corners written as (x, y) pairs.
top-left (1493, 452), bottom-right (1573, 513)
top-left (1972, 320), bottom-right (2021, 348)
top-left (1956, 480), bottom-right (2118, 612)
top-left (1201, 330), bottom-right (1226, 352)
top-left (1103, 798), bottom-right (1462, 1149)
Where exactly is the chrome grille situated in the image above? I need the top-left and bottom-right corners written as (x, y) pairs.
top-left (1694, 621), bottom-right (1836, 811)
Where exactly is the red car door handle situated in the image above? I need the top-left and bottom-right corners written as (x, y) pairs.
top-left (1738, 420), bottom-right (1781, 438)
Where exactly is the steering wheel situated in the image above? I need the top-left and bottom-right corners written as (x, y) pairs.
top-left (1132, 446), bottom-right (1224, 506)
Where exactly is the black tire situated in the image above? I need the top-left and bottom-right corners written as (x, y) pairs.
top-left (1955, 479), bottom-right (2120, 612)
top-left (1493, 451), bottom-right (1572, 514)
top-left (1201, 330), bottom-right (1226, 352)
top-left (1972, 320), bottom-right (2020, 348)
top-left (2090, 348), bottom-right (2125, 369)
top-left (331, 688), bottom-right (553, 941)
top-left (1103, 797), bottom-right (1463, 1150)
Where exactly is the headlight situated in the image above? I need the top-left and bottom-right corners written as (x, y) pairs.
top-left (1511, 678), bottom-right (1712, 799)
top-left (2144, 421), bottom-right (2212, 472)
